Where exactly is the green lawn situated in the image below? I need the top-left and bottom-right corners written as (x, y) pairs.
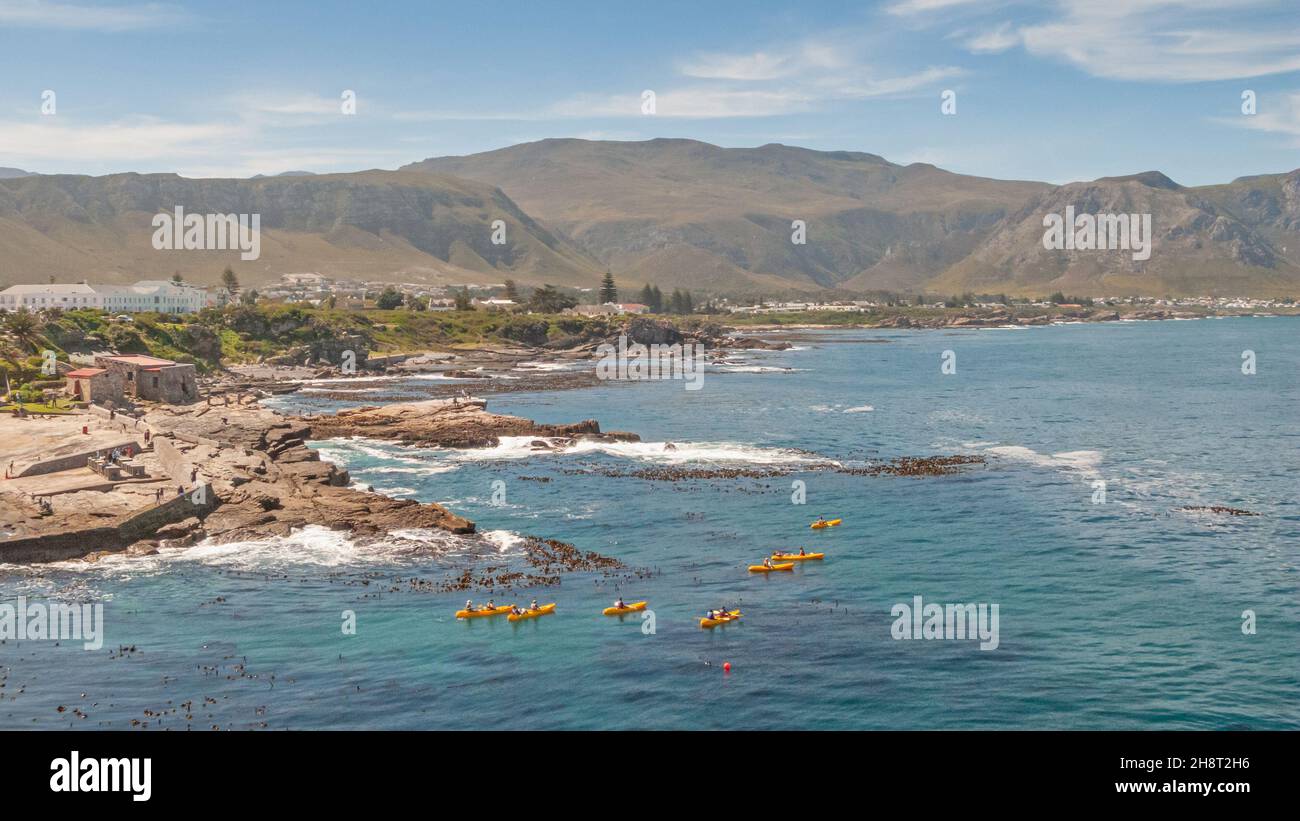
top-left (0, 401), bottom-right (75, 414)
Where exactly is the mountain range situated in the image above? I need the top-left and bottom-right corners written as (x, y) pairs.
top-left (2, 139), bottom-right (1298, 297)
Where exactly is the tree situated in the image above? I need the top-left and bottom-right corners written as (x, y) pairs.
top-left (221, 266), bottom-right (240, 296)
top-left (639, 283), bottom-right (654, 308)
top-left (527, 284), bottom-right (577, 314)
top-left (406, 293), bottom-right (428, 311)
top-left (650, 285), bottom-right (664, 313)
top-left (325, 294), bottom-right (338, 310)
top-left (3, 309), bottom-right (41, 352)
top-left (599, 272), bottom-right (618, 304)
top-left (171, 272), bottom-right (184, 284)
top-left (454, 287), bottom-right (474, 311)
top-left (503, 279), bottom-right (520, 302)
top-left (376, 286), bottom-right (404, 310)
top-left (240, 289), bottom-right (259, 306)
top-left (669, 289), bottom-right (694, 314)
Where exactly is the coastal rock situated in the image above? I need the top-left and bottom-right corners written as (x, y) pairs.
top-left (625, 317), bottom-right (682, 346)
top-left (306, 397), bottom-right (603, 448)
top-left (875, 315), bottom-right (913, 328)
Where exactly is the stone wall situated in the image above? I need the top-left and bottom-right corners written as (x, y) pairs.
top-left (153, 436), bottom-right (197, 485)
top-left (15, 438), bottom-right (142, 478)
top-left (0, 484), bottom-right (215, 563)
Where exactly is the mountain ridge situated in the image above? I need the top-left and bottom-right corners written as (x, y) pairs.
top-left (2, 140), bottom-right (1298, 297)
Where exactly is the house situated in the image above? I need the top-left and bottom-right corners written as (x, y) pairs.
top-left (472, 298), bottom-right (517, 311)
top-left (567, 302), bottom-right (649, 317)
top-left (93, 354), bottom-right (198, 404)
top-left (0, 280), bottom-right (214, 314)
top-left (568, 304), bottom-right (621, 317)
top-left (64, 367), bottom-right (125, 404)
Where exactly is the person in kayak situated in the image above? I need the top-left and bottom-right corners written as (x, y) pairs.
top-left (485, 599), bottom-right (495, 610)
top-left (816, 515), bottom-right (827, 525)
top-left (529, 599), bottom-right (539, 611)
top-left (510, 606), bottom-right (524, 616)
top-left (464, 599), bottom-right (475, 612)
top-left (614, 597), bottom-right (627, 610)
top-left (762, 556), bottom-right (774, 569)
top-left (796, 547), bottom-right (806, 556)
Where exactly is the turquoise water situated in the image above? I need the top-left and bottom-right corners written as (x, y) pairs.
top-left (2, 318), bottom-right (1297, 729)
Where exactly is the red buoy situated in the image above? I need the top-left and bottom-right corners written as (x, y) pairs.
top-left (723, 662), bottom-right (731, 672)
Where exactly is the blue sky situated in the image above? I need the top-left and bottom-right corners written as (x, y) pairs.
top-left (0, 0), bottom-right (1297, 184)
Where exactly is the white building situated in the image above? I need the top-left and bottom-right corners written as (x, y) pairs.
top-left (0, 280), bottom-right (215, 314)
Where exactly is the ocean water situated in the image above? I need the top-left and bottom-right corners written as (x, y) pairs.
top-left (2, 317), bottom-right (1297, 729)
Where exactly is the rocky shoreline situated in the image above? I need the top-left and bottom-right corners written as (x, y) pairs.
top-left (304, 397), bottom-right (640, 449)
top-left (0, 396), bottom-right (630, 567)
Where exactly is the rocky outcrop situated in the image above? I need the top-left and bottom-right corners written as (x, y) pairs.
top-left (625, 317), bottom-right (683, 346)
top-left (305, 397), bottom-right (624, 448)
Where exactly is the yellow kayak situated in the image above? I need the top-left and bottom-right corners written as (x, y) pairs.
top-left (507, 603), bottom-right (557, 622)
top-left (772, 552), bottom-right (824, 561)
top-left (748, 562), bottom-right (795, 573)
top-left (700, 609), bottom-right (742, 629)
top-left (603, 601), bottom-right (648, 616)
top-left (809, 518), bottom-right (842, 529)
top-left (456, 604), bottom-right (514, 619)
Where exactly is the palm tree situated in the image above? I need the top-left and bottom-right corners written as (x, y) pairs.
top-left (3, 309), bottom-right (42, 352)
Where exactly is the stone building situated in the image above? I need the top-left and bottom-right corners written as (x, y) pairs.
top-left (64, 367), bottom-right (126, 404)
top-left (93, 354), bottom-right (198, 404)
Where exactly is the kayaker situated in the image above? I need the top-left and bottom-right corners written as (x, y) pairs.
top-left (797, 547), bottom-right (806, 556)
top-left (485, 599), bottom-right (495, 610)
top-left (816, 515), bottom-right (827, 525)
top-left (614, 597), bottom-right (627, 610)
top-left (762, 556), bottom-right (773, 569)
top-left (464, 599), bottom-right (475, 612)
top-left (529, 599), bottom-right (539, 611)
top-left (510, 606), bottom-right (524, 616)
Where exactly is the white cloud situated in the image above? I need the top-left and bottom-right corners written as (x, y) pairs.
top-left (887, 0), bottom-right (987, 15)
top-left (0, 0), bottom-right (189, 31)
top-left (954, 1), bottom-right (1300, 82)
top-left (551, 38), bottom-right (961, 119)
top-left (679, 43), bottom-right (849, 80)
top-left (1224, 90), bottom-right (1300, 144)
top-left (965, 23), bottom-right (1020, 54)
top-left (0, 117), bottom-right (246, 164)
top-left (0, 115), bottom-right (411, 177)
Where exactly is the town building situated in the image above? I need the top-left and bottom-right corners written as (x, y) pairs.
top-left (64, 367), bottom-right (125, 404)
top-left (89, 354), bottom-right (198, 404)
top-left (566, 302), bottom-right (650, 317)
top-left (0, 280), bottom-right (215, 314)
